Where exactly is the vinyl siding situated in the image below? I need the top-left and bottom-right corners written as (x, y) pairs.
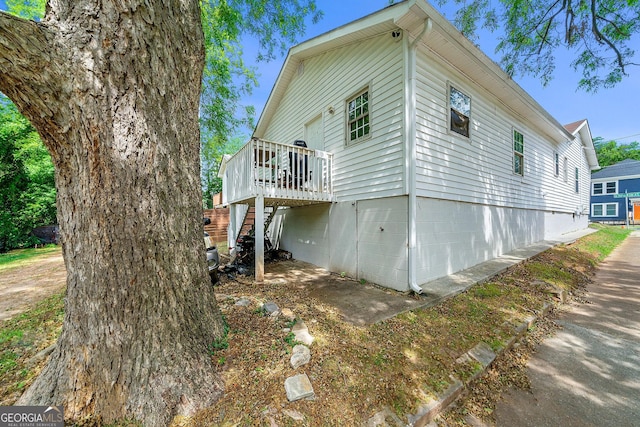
top-left (261, 33), bottom-right (406, 202)
top-left (413, 48), bottom-right (588, 215)
top-left (415, 197), bottom-right (544, 283)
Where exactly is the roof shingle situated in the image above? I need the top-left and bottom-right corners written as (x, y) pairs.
top-left (591, 159), bottom-right (640, 179)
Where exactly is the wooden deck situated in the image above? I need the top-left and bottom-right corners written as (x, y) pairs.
top-left (220, 138), bottom-right (333, 207)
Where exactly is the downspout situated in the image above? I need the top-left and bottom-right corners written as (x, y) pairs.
top-left (406, 18), bottom-right (432, 294)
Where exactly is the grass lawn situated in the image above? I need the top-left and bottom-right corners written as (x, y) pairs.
top-left (0, 245), bottom-right (61, 272)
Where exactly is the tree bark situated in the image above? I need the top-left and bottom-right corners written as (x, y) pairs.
top-left (0, 2), bottom-right (225, 425)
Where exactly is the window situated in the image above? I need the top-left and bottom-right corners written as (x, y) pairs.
top-left (554, 152), bottom-right (559, 176)
top-left (592, 181), bottom-right (618, 195)
top-left (563, 157), bottom-right (568, 182)
top-left (449, 85), bottom-right (470, 138)
top-left (592, 203), bottom-right (618, 217)
top-left (593, 183), bottom-right (603, 195)
top-left (575, 167), bottom-right (579, 193)
top-left (347, 89), bottom-right (370, 144)
top-left (513, 129), bottom-right (524, 176)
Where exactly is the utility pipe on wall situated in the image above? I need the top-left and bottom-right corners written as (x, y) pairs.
top-left (406, 18), bottom-right (432, 295)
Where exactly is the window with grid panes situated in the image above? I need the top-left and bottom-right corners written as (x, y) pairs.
top-left (513, 130), bottom-right (524, 176)
top-left (347, 90), bottom-right (370, 144)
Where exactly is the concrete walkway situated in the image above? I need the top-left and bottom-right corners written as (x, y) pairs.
top-left (494, 230), bottom-right (640, 427)
top-left (416, 228), bottom-right (598, 307)
top-left (280, 228), bottom-right (597, 325)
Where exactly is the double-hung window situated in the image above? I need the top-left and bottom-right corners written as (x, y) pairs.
top-left (592, 181), bottom-right (617, 195)
top-left (554, 152), bottom-right (559, 176)
top-left (513, 130), bottom-right (524, 176)
top-left (449, 85), bottom-right (470, 138)
top-left (592, 203), bottom-right (618, 217)
top-left (593, 182), bottom-right (603, 195)
top-left (347, 89), bottom-right (370, 144)
top-left (575, 167), bottom-right (579, 193)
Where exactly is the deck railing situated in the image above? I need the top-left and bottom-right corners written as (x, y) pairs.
top-left (222, 138), bottom-right (333, 205)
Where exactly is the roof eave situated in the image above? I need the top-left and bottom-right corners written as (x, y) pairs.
top-left (255, 0), bottom-right (574, 145)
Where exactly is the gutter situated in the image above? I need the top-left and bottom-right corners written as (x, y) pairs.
top-left (406, 18), bottom-right (432, 295)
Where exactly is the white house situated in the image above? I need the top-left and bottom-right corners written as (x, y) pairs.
top-left (219, 0), bottom-right (599, 292)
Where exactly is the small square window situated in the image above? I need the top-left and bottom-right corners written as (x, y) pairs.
top-left (606, 182), bottom-right (617, 194)
top-left (449, 85), bottom-right (470, 138)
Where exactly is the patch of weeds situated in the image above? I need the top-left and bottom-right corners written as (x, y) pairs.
top-left (208, 315), bottom-right (230, 355)
top-left (474, 282), bottom-right (503, 298)
top-left (390, 389), bottom-right (412, 416)
top-left (0, 351), bottom-right (18, 376)
top-left (0, 292), bottom-right (64, 404)
top-left (284, 318), bottom-right (297, 329)
top-left (359, 278), bottom-right (366, 285)
top-left (455, 360), bottom-right (483, 382)
top-left (466, 300), bottom-right (489, 320)
top-left (428, 377), bottom-right (451, 394)
top-left (340, 272), bottom-right (346, 278)
top-left (283, 332), bottom-right (299, 347)
top-left (526, 261), bottom-right (574, 288)
top-left (488, 337), bottom-right (505, 352)
top-left (372, 351), bottom-right (386, 366)
top-left (208, 337), bottom-right (228, 354)
top-left (401, 311), bottom-right (418, 324)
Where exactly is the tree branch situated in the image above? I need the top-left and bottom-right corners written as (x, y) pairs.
top-left (590, 0), bottom-right (626, 73)
top-left (0, 11), bottom-right (68, 147)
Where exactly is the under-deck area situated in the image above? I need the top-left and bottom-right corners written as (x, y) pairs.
top-left (219, 138), bottom-right (334, 281)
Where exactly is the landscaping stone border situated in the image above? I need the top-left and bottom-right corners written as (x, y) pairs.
top-left (367, 302), bottom-right (554, 427)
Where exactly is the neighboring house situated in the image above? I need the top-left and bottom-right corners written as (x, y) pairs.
top-left (219, 0), bottom-right (599, 292)
top-left (589, 159), bottom-right (640, 225)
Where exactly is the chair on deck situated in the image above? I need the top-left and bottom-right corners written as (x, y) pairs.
top-left (287, 140), bottom-right (311, 189)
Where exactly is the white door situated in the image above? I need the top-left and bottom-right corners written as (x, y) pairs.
top-left (304, 115), bottom-right (323, 150)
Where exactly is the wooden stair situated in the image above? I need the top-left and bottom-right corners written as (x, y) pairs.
top-left (235, 206), bottom-right (278, 243)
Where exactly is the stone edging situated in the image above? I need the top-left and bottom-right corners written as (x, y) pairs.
top-left (367, 302), bottom-right (555, 427)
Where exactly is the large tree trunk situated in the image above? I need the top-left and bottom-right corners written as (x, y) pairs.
top-left (0, 1), bottom-right (225, 425)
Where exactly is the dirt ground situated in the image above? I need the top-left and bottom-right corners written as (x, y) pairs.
top-left (0, 251), bottom-right (66, 321)
top-left (0, 242), bottom-right (600, 426)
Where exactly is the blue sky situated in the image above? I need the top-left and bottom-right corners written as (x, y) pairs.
top-left (1, 0), bottom-right (638, 143)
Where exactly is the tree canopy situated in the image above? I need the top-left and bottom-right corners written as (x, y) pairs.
top-left (0, 99), bottom-right (56, 251)
top-left (434, 0), bottom-right (640, 92)
top-left (199, 0), bottom-right (322, 206)
top-left (0, 0), bottom-right (322, 209)
top-left (593, 137), bottom-right (640, 167)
